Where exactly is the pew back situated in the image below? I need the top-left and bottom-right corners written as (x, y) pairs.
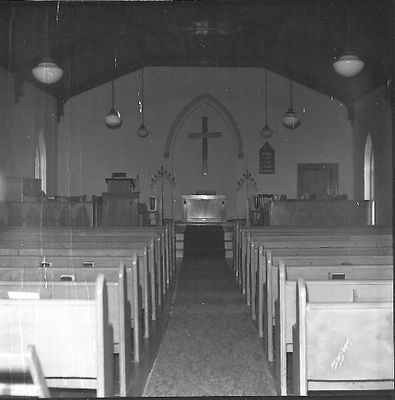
top-left (293, 279), bottom-right (394, 394)
top-left (0, 274), bottom-right (114, 397)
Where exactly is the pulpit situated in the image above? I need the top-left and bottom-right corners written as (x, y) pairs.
top-left (182, 194), bottom-right (226, 223)
top-left (102, 173), bottom-right (140, 226)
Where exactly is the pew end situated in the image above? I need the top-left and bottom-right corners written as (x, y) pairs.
top-left (0, 345), bottom-right (50, 398)
top-left (0, 274), bottom-right (114, 397)
top-left (293, 278), bottom-right (394, 396)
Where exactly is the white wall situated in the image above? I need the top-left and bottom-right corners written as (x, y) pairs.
top-left (58, 67), bottom-right (354, 220)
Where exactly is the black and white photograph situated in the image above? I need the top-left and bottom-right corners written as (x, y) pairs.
top-left (0, 0), bottom-right (393, 398)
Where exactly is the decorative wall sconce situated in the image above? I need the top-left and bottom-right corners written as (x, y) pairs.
top-left (151, 166), bottom-right (176, 223)
top-left (237, 168), bottom-right (257, 193)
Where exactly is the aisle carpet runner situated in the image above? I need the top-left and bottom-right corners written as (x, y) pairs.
top-left (143, 256), bottom-right (277, 396)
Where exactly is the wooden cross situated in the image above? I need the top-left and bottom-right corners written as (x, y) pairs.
top-left (188, 116), bottom-right (222, 176)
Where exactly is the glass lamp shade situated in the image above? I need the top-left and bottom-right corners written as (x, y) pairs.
top-left (282, 108), bottom-right (300, 129)
top-left (333, 52), bottom-right (365, 77)
top-left (32, 61), bottom-right (63, 84)
top-left (260, 123), bottom-right (273, 138)
top-left (137, 124), bottom-right (150, 138)
top-left (104, 108), bottom-right (122, 128)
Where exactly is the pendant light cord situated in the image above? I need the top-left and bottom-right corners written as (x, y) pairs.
top-left (289, 79), bottom-right (293, 109)
top-left (141, 67), bottom-right (145, 125)
top-left (111, 79), bottom-right (115, 109)
top-left (264, 69), bottom-right (268, 124)
top-left (111, 55), bottom-right (117, 108)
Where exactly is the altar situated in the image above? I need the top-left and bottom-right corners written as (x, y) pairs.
top-left (182, 194), bottom-right (227, 223)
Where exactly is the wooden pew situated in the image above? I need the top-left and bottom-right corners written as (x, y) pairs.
top-left (274, 263), bottom-right (393, 395)
top-left (0, 227), bottom-right (168, 319)
top-left (246, 239), bottom-right (392, 303)
top-left (0, 274), bottom-right (114, 397)
top-left (0, 345), bottom-right (49, 398)
top-left (237, 225), bottom-right (392, 289)
top-left (252, 245), bottom-right (392, 322)
top-left (262, 249), bottom-right (392, 362)
top-left (241, 230), bottom-right (392, 305)
top-left (293, 278), bottom-right (394, 395)
top-left (0, 261), bottom-right (142, 364)
top-left (0, 263), bottom-right (133, 397)
top-left (0, 246), bottom-right (154, 340)
top-left (248, 238), bottom-right (392, 319)
top-left (0, 224), bottom-right (172, 291)
top-left (236, 224), bottom-right (392, 283)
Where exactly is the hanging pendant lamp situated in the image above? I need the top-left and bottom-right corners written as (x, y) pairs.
top-left (333, 51), bottom-right (365, 77)
top-left (260, 69), bottom-right (273, 138)
top-left (32, 4), bottom-right (63, 84)
top-left (104, 55), bottom-right (122, 129)
top-left (32, 57), bottom-right (63, 84)
top-left (282, 79), bottom-right (300, 129)
top-left (136, 68), bottom-right (150, 138)
top-left (333, 4), bottom-right (364, 77)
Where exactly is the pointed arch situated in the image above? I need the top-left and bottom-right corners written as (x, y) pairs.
top-left (364, 132), bottom-right (374, 200)
top-left (364, 132), bottom-right (375, 225)
top-left (164, 93), bottom-right (244, 159)
top-left (34, 130), bottom-right (47, 193)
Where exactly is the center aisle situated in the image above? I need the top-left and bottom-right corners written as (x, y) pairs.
top-left (143, 256), bottom-right (277, 397)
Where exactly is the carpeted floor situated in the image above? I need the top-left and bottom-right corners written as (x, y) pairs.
top-left (143, 256), bottom-right (277, 397)
top-left (183, 225), bottom-right (225, 258)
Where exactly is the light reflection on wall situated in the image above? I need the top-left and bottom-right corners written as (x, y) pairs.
top-left (0, 173), bottom-right (5, 202)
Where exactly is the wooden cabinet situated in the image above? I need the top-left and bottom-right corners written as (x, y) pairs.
top-left (101, 192), bottom-right (139, 227)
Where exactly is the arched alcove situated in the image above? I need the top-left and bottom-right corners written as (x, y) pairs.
top-left (364, 132), bottom-right (375, 225)
top-left (364, 132), bottom-right (374, 200)
top-left (164, 93), bottom-right (244, 159)
top-left (34, 130), bottom-right (47, 193)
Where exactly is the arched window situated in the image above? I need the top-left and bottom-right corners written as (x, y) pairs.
top-left (34, 130), bottom-right (47, 194)
top-left (364, 133), bottom-right (375, 224)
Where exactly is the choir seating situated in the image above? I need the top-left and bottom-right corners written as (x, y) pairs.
top-left (293, 278), bottom-right (394, 395)
top-left (0, 263), bottom-right (133, 397)
top-left (0, 274), bottom-right (114, 397)
top-left (274, 262), bottom-right (393, 395)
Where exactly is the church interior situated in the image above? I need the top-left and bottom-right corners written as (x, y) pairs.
top-left (0, 1), bottom-right (393, 398)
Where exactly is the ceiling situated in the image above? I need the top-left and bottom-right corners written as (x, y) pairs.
top-left (0, 0), bottom-right (393, 115)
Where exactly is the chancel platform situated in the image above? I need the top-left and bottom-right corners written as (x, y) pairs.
top-left (182, 194), bottom-right (226, 224)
